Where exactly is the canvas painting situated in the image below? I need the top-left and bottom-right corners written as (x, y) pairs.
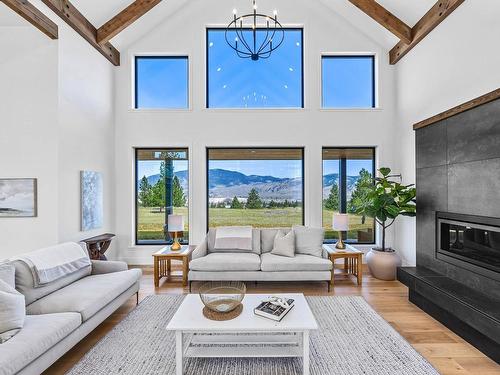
top-left (81, 171), bottom-right (103, 231)
top-left (0, 179), bottom-right (37, 217)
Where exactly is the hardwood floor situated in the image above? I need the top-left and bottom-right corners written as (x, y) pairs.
top-left (43, 265), bottom-right (500, 375)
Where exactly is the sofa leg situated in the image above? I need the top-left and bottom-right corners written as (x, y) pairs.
top-left (189, 281), bottom-right (192, 293)
top-left (136, 292), bottom-right (139, 305)
top-left (328, 282), bottom-right (331, 293)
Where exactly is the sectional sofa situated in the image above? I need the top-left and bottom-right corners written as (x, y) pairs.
top-left (188, 227), bottom-right (334, 291)
top-left (0, 243), bottom-right (141, 375)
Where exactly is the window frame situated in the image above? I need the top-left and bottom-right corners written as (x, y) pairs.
top-left (205, 147), bottom-right (305, 232)
top-left (320, 54), bottom-right (377, 110)
top-left (133, 55), bottom-right (191, 111)
top-left (321, 146), bottom-right (376, 245)
top-left (134, 147), bottom-right (190, 246)
top-left (205, 27), bottom-right (305, 110)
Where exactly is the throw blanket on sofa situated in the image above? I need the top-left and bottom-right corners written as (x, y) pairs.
top-left (214, 226), bottom-right (253, 250)
top-left (16, 242), bottom-right (91, 287)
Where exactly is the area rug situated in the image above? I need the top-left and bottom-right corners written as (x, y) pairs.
top-left (67, 295), bottom-right (439, 375)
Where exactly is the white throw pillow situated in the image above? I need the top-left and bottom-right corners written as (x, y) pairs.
top-left (0, 279), bottom-right (25, 343)
top-left (0, 263), bottom-right (15, 288)
top-left (292, 225), bottom-right (325, 258)
top-left (214, 226), bottom-right (253, 251)
top-left (271, 230), bottom-right (295, 258)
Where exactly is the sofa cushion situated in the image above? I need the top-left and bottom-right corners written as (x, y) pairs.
top-left (261, 253), bottom-right (332, 272)
top-left (260, 228), bottom-right (291, 253)
top-left (13, 259), bottom-right (91, 306)
top-left (292, 226), bottom-right (325, 258)
top-left (0, 280), bottom-right (25, 343)
top-left (214, 226), bottom-right (253, 250)
top-left (0, 263), bottom-right (15, 288)
top-left (208, 228), bottom-right (261, 254)
top-left (26, 269), bottom-right (141, 322)
top-left (0, 312), bottom-right (81, 375)
top-left (189, 253), bottom-right (261, 272)
top-left (271, 230), bottom-right (295, 258)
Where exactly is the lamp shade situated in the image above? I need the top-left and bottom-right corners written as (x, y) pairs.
top-left (168, 214), bottom-right (184, 232)
top-left (332, 214), bottom-right (349, 231)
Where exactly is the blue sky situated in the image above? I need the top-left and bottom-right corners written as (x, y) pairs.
top-left (207, 29), bottom-right (303, 108)
top-left (323, 159), bottom-right (373, 176)
top-left (322, 56), bottom-right (374, 108)
top-left (138, 160), bottom-right (188, 179)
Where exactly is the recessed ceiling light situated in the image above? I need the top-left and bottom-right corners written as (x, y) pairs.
top-left (284, 85), bottom-right (288, 89)
top-left (209, 42), bottom-right (214, 47)
top-left (217, 67), bottom-right (222, 72)
top-left (289, 67), bottom-right (294, 72)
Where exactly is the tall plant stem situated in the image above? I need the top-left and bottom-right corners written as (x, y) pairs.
top-left (382, 222), bottom-right (386, 251)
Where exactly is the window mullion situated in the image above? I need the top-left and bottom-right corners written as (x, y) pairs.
top-left (340, 157), bottom-right (347, 241)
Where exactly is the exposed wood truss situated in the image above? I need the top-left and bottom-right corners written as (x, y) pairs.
top-left (348, 0), bottom-right (412, 44)
top-left (41, 0), bottom-right (120, 66)
top-left (390, 0), bottom-right (465, 64)
top-left (97, 0), bottom-right (161, 45)
top-left (413, 88), bottom-right (500, 130)
top-left (1, 0), bottom-right (58, 39)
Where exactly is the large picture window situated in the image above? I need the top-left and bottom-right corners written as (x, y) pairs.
top-left (135, 148), bottom-right (189, 245)
top-left (322, 148), bottom-right (375, 244)
top-left (207, 148), bottom-right (304, 229)
top-left (321, 55), bottom-right (375, 109)
top-left (135, 56), bottom-right (189, 109)
top-left (206, 28), bottom-right (304, 108)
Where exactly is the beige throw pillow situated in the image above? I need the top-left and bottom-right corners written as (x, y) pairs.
top-left (0, 279), bottom-right (26, 343)
top-left (271, 230), bottom-right (295, 258)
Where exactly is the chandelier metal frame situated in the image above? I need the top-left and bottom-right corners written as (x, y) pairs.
top-left (225, 0), bottom-right (284, 61)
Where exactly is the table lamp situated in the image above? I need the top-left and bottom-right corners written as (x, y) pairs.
top-left (333, 213), bottom-right (349, 251)
top-left (168, 214), bottom-right (184, 251)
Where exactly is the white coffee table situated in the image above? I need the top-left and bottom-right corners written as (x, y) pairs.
top-left (166, 293), bottom-right (318, 375)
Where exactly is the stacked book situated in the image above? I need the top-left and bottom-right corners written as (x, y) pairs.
top-left (254, 297), bottom-right (295, 322)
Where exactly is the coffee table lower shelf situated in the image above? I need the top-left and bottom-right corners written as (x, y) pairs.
top-left (175, 331), bottom-right (310, 374)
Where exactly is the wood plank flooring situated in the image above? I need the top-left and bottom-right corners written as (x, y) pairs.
top-left (43, 265), bottom-right (500, 375)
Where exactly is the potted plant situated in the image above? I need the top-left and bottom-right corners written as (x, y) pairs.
top-left (356, 167), bottom-right (416, 280)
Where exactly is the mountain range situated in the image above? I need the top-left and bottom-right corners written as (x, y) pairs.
top-left (140, 169), bottom-right (360, 201)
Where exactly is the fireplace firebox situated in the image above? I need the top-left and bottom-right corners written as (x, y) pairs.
top-left (437, 212), bottom-right (500, 281)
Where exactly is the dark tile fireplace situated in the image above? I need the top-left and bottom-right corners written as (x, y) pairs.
top-left (397, 95), bottom-right (500, 364)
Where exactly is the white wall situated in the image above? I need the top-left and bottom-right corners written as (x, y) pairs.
top-left (0, 5), bottom-right (116, 259)
top-left (114, 0), bottom-right (398, 264)
top-left (394, 1), bottom-right (500, 265)
top-left (0, 26), bottom-right (59, 258)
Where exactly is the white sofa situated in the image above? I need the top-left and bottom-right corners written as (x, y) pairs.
top-left (0, 243), bottom-right (141, 375)
top-left (188, 227), bottom-right (334, 291)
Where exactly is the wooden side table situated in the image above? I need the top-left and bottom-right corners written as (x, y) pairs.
top-left (323, 244), bottom-right (363, 287)
top-left (153, 245), bottom-right (194, 287)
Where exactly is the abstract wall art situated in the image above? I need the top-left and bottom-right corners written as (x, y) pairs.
top-left (0, 178), bottom-right (37, 217)
top-left (81, 171), bottom-right (103, 231)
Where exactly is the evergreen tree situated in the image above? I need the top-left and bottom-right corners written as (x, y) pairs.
top-left (139, 176), bottom-right (152, 207)
top-left (172, 176), bottom-right (186, 207)
top-left (348, 168), bottom-right (373, 223)
top-left (324, 182), bottom-right (340, 211)
top-left (230, 196), bottom-right (243, 209)
top-left (246, 188), bottom-right (263, 209)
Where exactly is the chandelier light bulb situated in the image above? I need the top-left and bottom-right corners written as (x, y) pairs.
top-left (273, 9), bottom-right (278, 16)
top-left (233, 8), bottom-right (237, 14)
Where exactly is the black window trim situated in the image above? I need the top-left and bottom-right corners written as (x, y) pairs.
top-left (134, 55), bottom-right (190, 110)
top-left (321, 54), bottom-right (376, 109)
top-left (322, 146), bottom-right (376, 245)
top-left (206, 147), bottom-right (305, 233)
top-left (135, 147), bottom-right (190, 246)
top-left (205, 27), bottom-right (305, 109)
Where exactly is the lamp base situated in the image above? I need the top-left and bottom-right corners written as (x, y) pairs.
top-left (170, 240), bottom-right (182, 251)
top-left (335, 235), bottom-right (346, 251)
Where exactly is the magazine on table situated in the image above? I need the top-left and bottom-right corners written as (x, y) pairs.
top-left (254, 297), bottom-right (295, 322)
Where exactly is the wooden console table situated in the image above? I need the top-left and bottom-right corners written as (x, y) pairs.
top-left (153, 245), bottom-right (194, 287)
top-left (81, 233), bottom-right (115, 260)
top-left (323, 244), bottom-right (363, 287)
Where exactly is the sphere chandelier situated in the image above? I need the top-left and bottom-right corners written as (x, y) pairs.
top-left (225, 0), bottom-right (284, 61)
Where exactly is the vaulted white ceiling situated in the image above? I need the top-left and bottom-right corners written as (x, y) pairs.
top-left (0, 0), bottom-right (437, 51)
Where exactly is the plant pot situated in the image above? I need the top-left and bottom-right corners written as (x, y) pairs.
top-left (366, 248), bottom-right (402, 281)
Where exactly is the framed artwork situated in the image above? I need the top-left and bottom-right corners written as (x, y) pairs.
top-left (81, 171), bottom-right (103, 231)
top-left (0, 178), bottom-right (37, 217)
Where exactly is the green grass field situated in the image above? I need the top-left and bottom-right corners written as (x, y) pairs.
top-left (137, 206), bottom-right (374, 243)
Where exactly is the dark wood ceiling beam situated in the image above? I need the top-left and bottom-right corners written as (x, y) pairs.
top-left (1, 0), bottom-right (58, 39)
top-left (41, 0), bottom-right (120, 66)
top-left (390, 0), bottom-right (464, 65)
top-left (348, 0), bottom-right (412, 44)
top-left (97, 0), bottom-right (161, 45)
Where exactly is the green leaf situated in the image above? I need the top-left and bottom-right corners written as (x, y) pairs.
top-left (379, 167), bottom-right (391, 177)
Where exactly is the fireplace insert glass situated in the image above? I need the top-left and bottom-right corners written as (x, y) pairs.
top-left (438, 216), bottom-right (500, 274)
